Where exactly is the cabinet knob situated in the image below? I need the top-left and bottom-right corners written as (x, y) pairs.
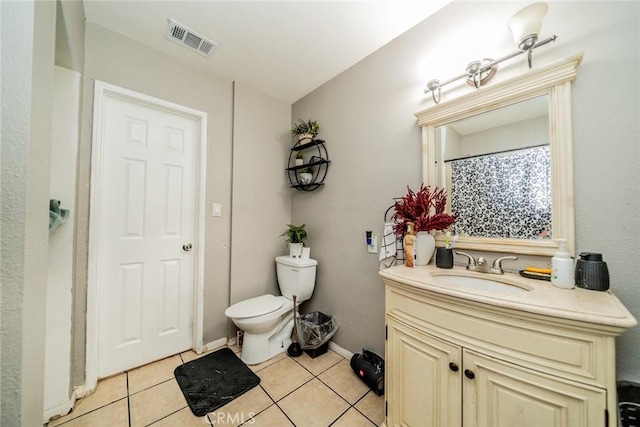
top-left (464, 369), bottom-right (475, 379)
top-left (448, 362), bottom-right (459, 372)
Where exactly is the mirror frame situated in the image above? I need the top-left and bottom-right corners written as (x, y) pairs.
top-left (416, 53), bottom-right (583, 256)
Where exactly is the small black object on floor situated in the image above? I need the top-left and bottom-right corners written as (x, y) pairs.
top-left (174, 348), bottom-right (260, 417)
top-left (350, 349), bottom-right (385, 395)
top-left (618, 381), bottom-right (640, 427)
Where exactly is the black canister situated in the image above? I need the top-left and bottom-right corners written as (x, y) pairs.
top-left (436, 248), bottom-right (454, 269)
top-left (575, 253), bottom-right (609, 291)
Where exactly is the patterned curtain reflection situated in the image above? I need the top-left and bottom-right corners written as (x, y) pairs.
top-left (450, 145), bottom-right (551, 239)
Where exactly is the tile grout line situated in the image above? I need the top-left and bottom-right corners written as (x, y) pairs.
top-left (271, 399), bottom-right (298, 427)
top-left (352, 390), bottom-right (382, 427)
top-left (126, 371), bottom-right (132, 427)
top-left (250, 353), bottom-right (343, 426)
top-left (327, 406), bottom-right (351, 427)
top-left (306, 359), bottom-right (382, 427)
top-left (236, 385), bottom-right (280, 426)
top-left (271, 353), bottom-right (365, 427)
top-left (314, 373), bottom-right (371, 426)
top-left (130, 346), bottom-right (377, 426)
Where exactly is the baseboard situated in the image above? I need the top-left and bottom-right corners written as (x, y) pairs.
top-left (43, 389), bottom-right (77, 424)
top-left (73, 382), bottom-right (91, 399)
top-left (217, 337), bottom-right (351, 360)
top-left (202, 337), bottom-right (227, 353)
top-left (328, 341), bottom-right (354, 360)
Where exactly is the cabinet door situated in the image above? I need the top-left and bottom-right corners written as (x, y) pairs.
top-left (387, 318), bottom-right (462, 427)
top-left (463, 349), bottom-right (607, 427)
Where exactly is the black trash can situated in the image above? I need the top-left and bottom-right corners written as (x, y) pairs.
top-left (297, 311), bottom-right (338, 358)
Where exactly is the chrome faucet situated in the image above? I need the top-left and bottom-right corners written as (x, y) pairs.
top-left (455, 251), bottom-right (518, 275)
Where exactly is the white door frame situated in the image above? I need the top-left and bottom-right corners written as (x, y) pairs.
top-left (85, 80), bottom-right (207, 393)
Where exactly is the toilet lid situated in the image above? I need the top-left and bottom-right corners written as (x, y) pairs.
top-left (225, 294), bottom-right (284, 319)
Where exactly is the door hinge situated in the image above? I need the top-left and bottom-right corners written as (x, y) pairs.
top-left (385, 325), bottom-right (388, 341)
top-left (604, 409), bottom-right (609, 427)
top-left (385, 401), bottom-right (388, 416)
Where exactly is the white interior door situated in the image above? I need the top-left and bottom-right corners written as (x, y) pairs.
top-left (96, 90), bottom-right (199, 378)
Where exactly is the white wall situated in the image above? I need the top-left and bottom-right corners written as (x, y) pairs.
top-left (292, 0), bottom-right (640, 381)
top-left (44, 66), bottom-right (80, 420)
top-left (459, 116), bottom-right (548, 157)
top-left (0, 1), bottom-right (56, 424)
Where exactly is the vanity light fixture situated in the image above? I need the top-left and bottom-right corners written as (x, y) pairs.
top-left (424, 2), bottom-right (556, 104)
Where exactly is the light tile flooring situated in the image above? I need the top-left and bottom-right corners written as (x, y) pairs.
top-left (48, 346), bottom-right (385, 427)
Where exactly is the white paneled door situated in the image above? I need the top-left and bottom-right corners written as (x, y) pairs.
top-left (95, 91), bottom-right (199, 378)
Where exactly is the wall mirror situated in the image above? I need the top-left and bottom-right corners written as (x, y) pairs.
top-left (416, 53), bottom-right (582, 256)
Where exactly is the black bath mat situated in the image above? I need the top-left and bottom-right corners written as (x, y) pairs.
top-left (174, 347), bottom-right (260, 417)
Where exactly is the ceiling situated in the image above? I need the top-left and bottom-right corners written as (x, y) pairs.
top-left (83, 0), bottom-right (452, 103)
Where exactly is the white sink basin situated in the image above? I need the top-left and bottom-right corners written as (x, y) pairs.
top-left (432, 273), bottom-right (532, 293)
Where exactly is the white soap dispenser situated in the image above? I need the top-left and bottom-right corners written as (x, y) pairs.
top-left (551, 239), bottom-right (574, 289)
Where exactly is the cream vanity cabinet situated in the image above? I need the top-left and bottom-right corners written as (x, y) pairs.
top-left (381, 266), bottom-right (637, 427)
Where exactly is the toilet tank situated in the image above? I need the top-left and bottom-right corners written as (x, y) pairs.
top-left (276, 256), bottom-right (317, 302)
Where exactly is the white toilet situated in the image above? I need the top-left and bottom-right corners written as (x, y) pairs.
top-left (224, 255), bottom-right (317, 365)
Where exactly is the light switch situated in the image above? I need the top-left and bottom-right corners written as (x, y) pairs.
top-left (367, 235), bottom-right (378, 253)
top-left (212, 203), bottom-right (222, 217)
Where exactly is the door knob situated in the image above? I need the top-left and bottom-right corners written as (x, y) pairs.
top-left (182, 243), bottom-right (193, 251)
top-left (464, 369), bottom-right (475, 379)
top-left (449, 362), bottom-right (459, 372)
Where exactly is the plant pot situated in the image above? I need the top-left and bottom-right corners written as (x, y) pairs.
top-left (289, 243), bottom-right (303, 258)
top-left (298, 173), bottom-right (313, 185)
top-left (298, 133), bottom-right (313, 142)
top-left (415, 232), bottom-right (435, 265)
top-left (295, 158), bottom-right (304, 166)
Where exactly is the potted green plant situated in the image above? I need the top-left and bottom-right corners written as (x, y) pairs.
top-left (281, 224), bottom-right (308, 257)
top-left (298, 167), bottom-right (313, 185)
top-left (294, 151), bottom-right (304, 166)
top-left (290, 119), bottom-right (319, 141)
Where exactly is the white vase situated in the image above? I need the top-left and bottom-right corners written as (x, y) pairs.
top-left (298, 173), bottom-right (313, 185)
top-left (298, 133), bottom-right (313, 142)
top-left (415, 232), bottom-right (435, 265)
top-left (289, 243), bottom-right (303, 258)
top-left (295, 158), bottom-right (304, 166)
top-left (301, 247), bottom-right (311, 259)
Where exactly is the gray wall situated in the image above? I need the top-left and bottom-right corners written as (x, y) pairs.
top-left (230, 83), bottom-right (292, 308)
top-left (74, 22), bottom-right (235, 382)
top-left (55, 0), bottom-right (85, 72)
top-left (0, 1), bottom-right (56, 424)
top-left (292, 0), bottom-right (640, 381)
top-left (73, 23), bottom-right (293, 385)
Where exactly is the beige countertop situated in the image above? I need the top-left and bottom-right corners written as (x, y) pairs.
top-left (380, 264), bottom-right (637, 330)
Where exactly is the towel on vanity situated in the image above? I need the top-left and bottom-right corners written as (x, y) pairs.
top-left (379, 222), bottom-right (397, 270)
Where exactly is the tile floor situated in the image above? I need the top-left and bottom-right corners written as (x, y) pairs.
top-left (47, 346), bottom-right (385, 427)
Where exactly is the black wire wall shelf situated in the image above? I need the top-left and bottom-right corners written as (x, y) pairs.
top-left (287, 138), bottom-right (330, 192)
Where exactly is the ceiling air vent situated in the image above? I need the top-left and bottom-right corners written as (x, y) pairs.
top-left (166, 19), bottom-right (218, 58)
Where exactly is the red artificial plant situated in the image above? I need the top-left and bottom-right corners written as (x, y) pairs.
top-left (392, 185), bottom-right (456, 235)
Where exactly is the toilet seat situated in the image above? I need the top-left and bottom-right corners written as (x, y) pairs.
top-left (225, 294), bottom-right (284, 319)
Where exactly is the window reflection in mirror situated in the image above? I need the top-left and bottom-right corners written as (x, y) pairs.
top-left (435, 95), bottom-right (551, 240)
